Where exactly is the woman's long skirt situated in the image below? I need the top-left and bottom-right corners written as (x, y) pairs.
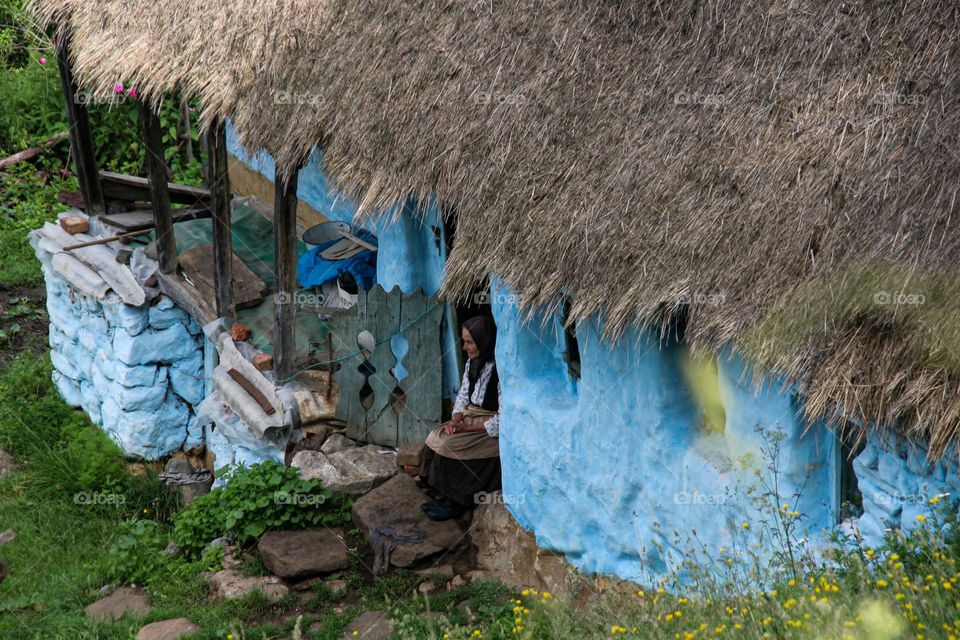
top-left (419, 446), bottom-right (501, 508)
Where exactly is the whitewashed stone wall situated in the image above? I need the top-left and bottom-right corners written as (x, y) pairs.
top-left (852, 431), bottom-right (960, 546)
top-left (41, 262), bottom-right (205, 460)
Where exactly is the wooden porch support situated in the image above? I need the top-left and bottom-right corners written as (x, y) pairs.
top-left (139, 105), bottom-right (178, 274)
top-left (205, 118), bottom-right (234, 322)
top-left (273, 167), bottom-right (300, 380)
top-left (55, 34), bottom-right (105, 214)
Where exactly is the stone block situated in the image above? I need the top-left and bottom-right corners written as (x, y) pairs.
top-left (149, 300), bottom-right (190, 330)
top-left (257, 529), bottom-right (349, 578)
top-left (396, 442), bottom-right (425, 467)
top-left (79, 380), bottom-right (103, 425)
top-left (294, 446), bottom-right (396, 495)
top-left (113, 324), bottom-right (198, 366)
top-left (184, 414), bottom-right (206, 450)
top-left (350, 474), bottom-right (463, 568)
top-left (341, 611), bottom-right (391, 640)
top-left (136, 618), bottom-right (199, 640)
top-left (111, 381), bottom-right (167, 412)
top-left (112, 361), bottom-right (161, 388)
top-left (61, 340), bottom-right (93, 380)
top-left (470, 490), bottom-right (573, 594)
top-left (103, 394), bottom-right (190, 460)
top-left (85, 586), bottom-right (150, 621)
top-left (321, 434), bottom-right (356, 455)
top-left (52, 372), bottom-right (83, 407)
top-left (877, 449), bottom-right (906, 481)
top-left (117, 303), bottom-right (150, 336)
top-left (50, 348), bottom-right (81, 381)
top-left (170, 364), bottom-right (205, 406)
top-left (208, 570), bottom-right (288, 603)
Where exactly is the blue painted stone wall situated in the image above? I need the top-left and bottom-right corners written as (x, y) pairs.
top-left (851, 432), bottom-right (960, 547)
top-left (490, 282), bottom-right (838, 583)
top-left (225, 127), bottom-right (462, 398)
top-left (39, 258), bottom-right (205, 460)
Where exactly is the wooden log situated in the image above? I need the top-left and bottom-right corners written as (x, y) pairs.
top-left (206, 117), bottom-right (234, 322)
top-left (139, 105), bottom-right (178, 274)
top-left (56, 35), bottom-right (105, 214)
top-left (0, 131), bottom-right (69, 170)
top-left (274, 167), bottom-right (300, 380)
top-left (99, 171), bottom-right (212, 208)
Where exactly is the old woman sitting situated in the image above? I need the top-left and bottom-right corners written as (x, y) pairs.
top-left (419, 316), bottom-right (501, 521)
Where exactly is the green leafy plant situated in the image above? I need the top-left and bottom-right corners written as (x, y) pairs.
top-left (104, 519), bottom-right (169, 584)
top-left (172, 461), bottom-right (353, 554)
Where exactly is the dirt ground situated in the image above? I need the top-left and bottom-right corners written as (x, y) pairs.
top-left (0, 284), bottom-right (48, 368)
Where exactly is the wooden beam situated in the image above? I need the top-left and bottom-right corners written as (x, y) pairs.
top-left (206, 117), bottom-right (234, 322)
top-left (139, 105), bottom-right (177, 274)
top-left (56, 34), bottom-right (105, 214)
top-left (99, 170), bottom-right (212, 208)
top-left (273, 167), bottom-right (299, 380)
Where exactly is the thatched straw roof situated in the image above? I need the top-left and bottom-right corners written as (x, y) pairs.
top-left (30, 0), bottom-right (960, 456)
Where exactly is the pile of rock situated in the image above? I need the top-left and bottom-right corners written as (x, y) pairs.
top-left (290, 431), bottom-right (398, 495)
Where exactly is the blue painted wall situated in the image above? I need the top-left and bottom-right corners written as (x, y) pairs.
top-left (225, 125), bottom-right (462, 399)
top-left (490, 281), bottom-right (838, 583)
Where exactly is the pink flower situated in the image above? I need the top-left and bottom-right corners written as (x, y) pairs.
top-left (113, 83), bottom-right (124, 94)
top-left (38, 57), bottom-right (47, 65)
top-left (127, 86), bottom-right (138, 99)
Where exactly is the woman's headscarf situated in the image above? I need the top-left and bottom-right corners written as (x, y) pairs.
top-left (463, 316), bottom-right (496, 382)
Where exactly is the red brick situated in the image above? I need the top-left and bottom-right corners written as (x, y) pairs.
top-left (59, 216), bottom-right (89, 235)
top-left (231, 322), bottom-right (253, 342)
top-left (252, 353), bottom-right (273, 371)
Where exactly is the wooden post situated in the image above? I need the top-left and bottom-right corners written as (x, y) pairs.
top-left (139, 104), bottom-right (178, 274)
top-left (206, 117), bottom-right (233, 321)
top-left (55, 34), bottom-right (105, 214)
top-left (273, 167), bottom-right (299, 380)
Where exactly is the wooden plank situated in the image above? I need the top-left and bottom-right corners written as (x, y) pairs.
top-left (177, 244), bottom-right (266, 310)
top-left (397, 290), bottom-right (443, 444)
top-left (273, 168), bottom-right (299, 380)
top-left (100, 171), bottom-right (212, 208)
top-left (364, 285), bottom-right (404, 446)
top-left (139, 105), bottom-right (177, 274)
top-left (99, 207), bottom-right (212, 233)
top-left (227, 368), bottom-right (276, 415)
top-left (206, 117), bottom-right (234, 321)
top-left (334, 293), bottom-right (367, 440)
top-left (0, 131), bottom-right (69, 170)
top-left (155, 271), bottom-right (214, 325)
top-left (56, 35), bottom-right (104, 214)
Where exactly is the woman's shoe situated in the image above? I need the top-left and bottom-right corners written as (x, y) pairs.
top-left (425, 501), bottom-right (468, 521)
top-left (420, 501), bottom-right (442, 513)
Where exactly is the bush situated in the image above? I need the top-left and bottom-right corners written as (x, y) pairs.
top-left (104, 519), bottom-right (169, 584)
top-left (172, 461), bottom-right (353, 554)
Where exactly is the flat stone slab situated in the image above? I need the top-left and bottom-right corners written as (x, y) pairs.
top-left (136, 618), bottom-right (199, 640)
top-left (351, 474), bottom-right (464, 567)
top-left (85, 586), bottom-right (151, 621)
top-left (0, 447), bottom-right (16, 475)
top-left (208, 569), bottom-right (288, 603)
top-left (258, 529), bottom-right (349, 578)
top-left (342, 611), bottom-right (392, 640)
top-left (293, 445), bottom-right (397, 495)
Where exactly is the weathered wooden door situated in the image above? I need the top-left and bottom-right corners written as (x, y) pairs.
top-left (327, 285), bottom-right (443, 447)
